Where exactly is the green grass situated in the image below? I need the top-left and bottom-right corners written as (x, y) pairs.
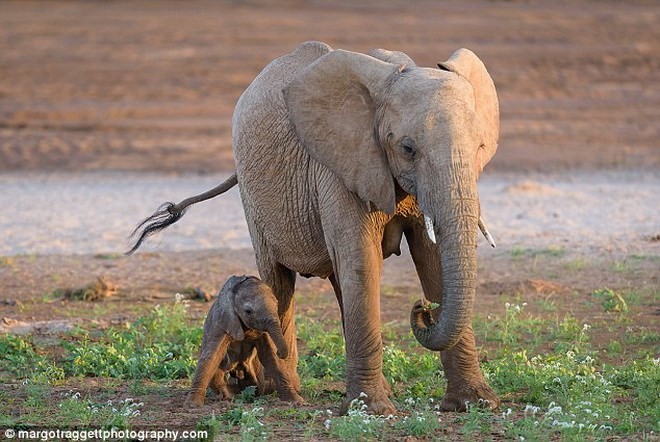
top-left (592, 288), bottom-right (629, 314)
top-left (54, 392), bottom-right (142, 429)
top-left (563, 257), bottom-right (587, 271)
top-left (93, 253), bottom-right (124, 260)
top-left (510, 246), bottom-right (566, 259)
top-left (63, 302), bottom-right (200, 380)
top-left (1, 299), bottom-right (658, 440)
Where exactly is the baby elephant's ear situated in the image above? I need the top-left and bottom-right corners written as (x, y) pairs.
top-left (217, 281), bottom-right (245, 341)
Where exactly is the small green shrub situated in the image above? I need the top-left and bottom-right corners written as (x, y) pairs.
top-left (297, 318), bottom-right (345, 380)
top-left (326, 395), bottom-right (388, 440)
top-left (218, 406), bottom-right (269, 442)
top-left (458, 403), bottom-right (494, 437)
top-left (55, 391), bottom-right (142, 429)
top-left (394, 407), bottom-right (440, 436)
top-left (593, 288), bottom-right (629, 314)
top-left (64, 302), bottom-right (200, 380)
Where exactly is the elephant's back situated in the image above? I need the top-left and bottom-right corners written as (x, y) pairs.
top-left (231, 42), bottom-right (334, 277)
top-left (244, 41), bottom-right (331, 97)
top-left (232, 41), bottom-right (332, 161)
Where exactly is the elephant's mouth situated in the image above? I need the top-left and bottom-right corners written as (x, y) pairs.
top-left (422, 211), bottom-right (496, 248)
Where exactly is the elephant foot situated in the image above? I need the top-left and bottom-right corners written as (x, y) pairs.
top-left (440, 382), bottom-right (501, 412)
top-left (210, 383), bottom-right (236, 401)
top-left (381, 373), bottom-right (393, 397)
top-left (293, 373), bottom-right (302, 394)
top-left (340, 388), bottom-right (397, 416)
top-left (278, 390), bottom-right (305, 405)
top-left (184, 393), bottom-right (206, 407)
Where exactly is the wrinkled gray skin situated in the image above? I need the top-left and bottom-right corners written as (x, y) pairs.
top-left (186, 276), bottom-right (303, 405)
top-left (232, 41), bottom-right (501, 414)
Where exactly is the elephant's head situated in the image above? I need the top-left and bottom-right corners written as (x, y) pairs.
top-left (217, 275), bottom-right (289, 359)
top-left (283, 47), bottom-right (499, 351)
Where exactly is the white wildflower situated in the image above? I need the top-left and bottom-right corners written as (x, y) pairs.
top-left (547, 404), bottom-right (563, 415)
top-left (524, 404), bottom-right (540, 416)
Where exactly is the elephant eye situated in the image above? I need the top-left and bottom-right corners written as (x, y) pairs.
top-left (399, 138), bottom-right (416, 158)
top-left (244, 308), bottom-right (254, 316)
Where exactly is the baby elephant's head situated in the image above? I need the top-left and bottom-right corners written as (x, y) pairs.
top-left (218, 275), bottom-right (288, 359)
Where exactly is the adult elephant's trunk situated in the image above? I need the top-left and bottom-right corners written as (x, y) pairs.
top-left (410, 161), bottom-right (479, 351)
top-left (265, 320), bottom-right (289, 359)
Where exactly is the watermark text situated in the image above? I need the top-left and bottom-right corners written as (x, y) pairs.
top-left (3, 428), bottom-right (207, 441)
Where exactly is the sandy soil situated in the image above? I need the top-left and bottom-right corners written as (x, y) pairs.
top-left (0, 170), bottom-right (657, 257)
top-left (0, 0), bottom-right (658, 437)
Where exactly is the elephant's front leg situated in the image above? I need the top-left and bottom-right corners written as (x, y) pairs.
top-left (186, 336), bottom-right (230, 406)
top-left (256, 337), bottom-right (304, 403)
top-left (329, 273), bottom-right (393, 399)
top-left (333, 238), bottom-right (396, 416)
top-left (405, 225), bottom-right (500, 411)
top-left (256, 260), bottom-right (302, 395)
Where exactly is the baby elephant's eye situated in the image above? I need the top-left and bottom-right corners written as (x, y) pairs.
top-left (244, 308), bottom-right (254, 315)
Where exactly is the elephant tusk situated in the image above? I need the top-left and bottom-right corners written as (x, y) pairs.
top-left (424, 214), bottom-right (437, 244)
top-left (478, 216), bottom-right (496, 248)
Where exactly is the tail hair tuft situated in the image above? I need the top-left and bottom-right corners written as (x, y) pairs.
top-left (125, 202), bottom-right (187, 255)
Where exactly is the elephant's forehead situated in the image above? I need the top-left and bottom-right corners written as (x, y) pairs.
top-left (391, 68), bottom-right (473, 109)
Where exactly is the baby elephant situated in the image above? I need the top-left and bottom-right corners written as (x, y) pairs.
top-left (186, 275), bottom-right (302, 405)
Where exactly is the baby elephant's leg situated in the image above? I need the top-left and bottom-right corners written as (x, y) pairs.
top-left (209, 369), bottom-right (235, 400)
top-left (237, 351), bottom-right (267, 394)
top-left (186, 336), bottom-right (230, 405)
top-left (220, 341), bottom-right (260, 397)
top-left (257, 338), bottom-right (303, 404)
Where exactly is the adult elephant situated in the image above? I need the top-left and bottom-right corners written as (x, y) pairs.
top-left (130, 41), bottom-right (501, 415)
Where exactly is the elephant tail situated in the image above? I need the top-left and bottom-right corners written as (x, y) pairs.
top-left (126, 172), bottom-right (238, 255)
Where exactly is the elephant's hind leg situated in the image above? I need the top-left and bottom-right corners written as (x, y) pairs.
top-left (209, 369), bottom-right (234, 400)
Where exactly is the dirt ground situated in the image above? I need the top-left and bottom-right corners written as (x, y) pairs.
top-left (0, 0), bottom-right (658, 438)
top-left (0, 0), bottom-right (658, 173)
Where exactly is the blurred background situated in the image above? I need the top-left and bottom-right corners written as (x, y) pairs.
top-left (1, 0), bottom-right (658, 174)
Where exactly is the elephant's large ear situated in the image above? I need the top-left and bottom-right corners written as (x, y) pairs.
top-left (283, 50), bottom-right (399, 214)
top-left (438, 48), bottom-right (499, 174)
top-left (217, 277), bottom-right (245, 341)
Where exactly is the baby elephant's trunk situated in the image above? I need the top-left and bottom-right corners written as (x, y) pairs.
top-left (265, 320), bottom-right (289, 359)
